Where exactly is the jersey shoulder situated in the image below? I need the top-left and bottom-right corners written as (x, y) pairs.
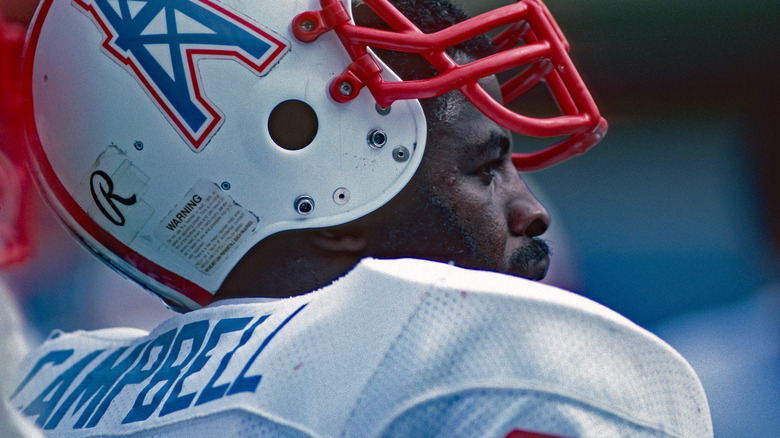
top-left (9, 258), bottom-right (712, 437)
top-left (343, 258), bottom-right (713, 437)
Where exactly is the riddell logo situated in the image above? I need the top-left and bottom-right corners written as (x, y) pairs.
top-left (90, 170), bottom-right (137, 226)
top-left (74, 0), bottom-right (288, 151)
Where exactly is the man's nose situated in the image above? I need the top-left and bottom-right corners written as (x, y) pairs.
top-left (508, 176), bottom-right (551, 238)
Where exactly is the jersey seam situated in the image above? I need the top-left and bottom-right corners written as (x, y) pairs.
top-left (339, 273), bottom-right (447, 437)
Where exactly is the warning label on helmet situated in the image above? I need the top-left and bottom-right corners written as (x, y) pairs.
top-left (155, 180), bottom-right (257, 275)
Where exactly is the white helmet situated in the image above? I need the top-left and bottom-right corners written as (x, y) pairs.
top-left (24, 0), bottom-right (605, 310)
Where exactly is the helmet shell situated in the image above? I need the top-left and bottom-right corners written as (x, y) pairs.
top-left (24, 0), bottom-right (426, 309)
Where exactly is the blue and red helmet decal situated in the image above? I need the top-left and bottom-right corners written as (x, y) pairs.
top-left (74, 0), bottom-right (288, 151)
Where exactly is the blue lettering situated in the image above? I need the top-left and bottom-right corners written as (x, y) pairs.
top-left (228, 304), bottom-right (307, 395)
top-left (123, 321), bottom-right (209, 423)
top-left (16, 306), bottom-right (309, 428)
top-left (160, 317), bottom-right (252, 416)
top-left (92, 329), bottom-right (176, 425)
top-left (196, 315), bottom-right (269, 405)
top-left (12, 349), bottom-right (74, 399)
top-left (46, 341), bottom-right (149, 429)
top-left (22, 350), bottom-right (104, 428)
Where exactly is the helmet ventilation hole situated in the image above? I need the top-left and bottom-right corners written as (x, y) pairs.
top-left (268, 100), bottom-right (318, 151)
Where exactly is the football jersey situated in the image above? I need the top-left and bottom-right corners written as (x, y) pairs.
top-left (10, 258), bottom-right (712, 437)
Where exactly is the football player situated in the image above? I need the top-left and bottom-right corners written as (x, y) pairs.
top-left (11, 0), bottom-right (711, 436)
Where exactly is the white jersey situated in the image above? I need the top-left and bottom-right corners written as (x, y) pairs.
top-left (10, 258), bottom-right (712, 437)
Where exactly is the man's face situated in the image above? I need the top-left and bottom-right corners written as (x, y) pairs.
top-left (367, 88), bottom-right (552, 280)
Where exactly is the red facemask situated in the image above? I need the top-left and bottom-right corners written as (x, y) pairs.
top-left (293, 0), bottom-right (607, 171)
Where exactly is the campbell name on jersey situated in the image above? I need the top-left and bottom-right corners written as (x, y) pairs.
top-left (11, 258), bottom-right (713, 437)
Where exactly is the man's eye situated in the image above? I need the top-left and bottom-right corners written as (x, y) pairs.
top-left (477, 163), bottom-right (499, 185)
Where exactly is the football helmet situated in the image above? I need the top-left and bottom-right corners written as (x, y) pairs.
top-left (24, 0), bottom-right (606, 309)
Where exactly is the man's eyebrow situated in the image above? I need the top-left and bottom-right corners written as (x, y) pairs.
top-left (475, 132), bottom-right (511, 158)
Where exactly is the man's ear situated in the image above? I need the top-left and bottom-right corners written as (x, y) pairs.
top-left (307, 225), bottom-right (368, 255)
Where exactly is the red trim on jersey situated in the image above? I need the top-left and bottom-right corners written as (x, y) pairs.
top-left (505, 429), bottom-right (571, 438)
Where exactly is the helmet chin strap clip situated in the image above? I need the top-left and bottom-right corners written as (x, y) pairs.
top-left (292, 0), bottom-right (351, 43)
top-left (329, 54), bottom-right (383, 103)
top-left (293, 1), bottom-right (382, 104)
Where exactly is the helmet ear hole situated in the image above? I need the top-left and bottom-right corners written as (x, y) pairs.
top-left (268, 99), bottom-right (318, 151)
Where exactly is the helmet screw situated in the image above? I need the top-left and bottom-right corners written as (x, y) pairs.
top-left (134, 140), bottom-right (144, 151)
top-left (367, 129), bottom-right (387, 149)
top-left (221, 181), bottom-right (231, 190)
top-left (295, 195), bottom-right (315, 215)
top-left (392, 146), bottom-right (410, 162)
top-left (375, 103), bottom-right (391, 115)
top-left (339, 81), bottom-right (353, 97)
top-left (299, 18), bottom-right (316, 32)
top-left (333, 188), bottom-right (350, 205)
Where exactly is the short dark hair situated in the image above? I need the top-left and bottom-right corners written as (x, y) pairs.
top-left (352, 0), bottom-right (497, 124)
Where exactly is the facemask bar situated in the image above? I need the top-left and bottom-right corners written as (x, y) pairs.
top-left (292, 0), bottom-right (607, 171)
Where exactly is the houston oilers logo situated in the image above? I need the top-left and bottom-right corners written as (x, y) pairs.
top-left (74, 0), bottom-right (288, 151)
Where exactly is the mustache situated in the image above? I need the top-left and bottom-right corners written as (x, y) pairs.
top-left (509, 238), bottom-right (551, 272)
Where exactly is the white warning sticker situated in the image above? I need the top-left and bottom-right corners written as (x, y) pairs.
top-left (155, 180), bottom-right (257, 275)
